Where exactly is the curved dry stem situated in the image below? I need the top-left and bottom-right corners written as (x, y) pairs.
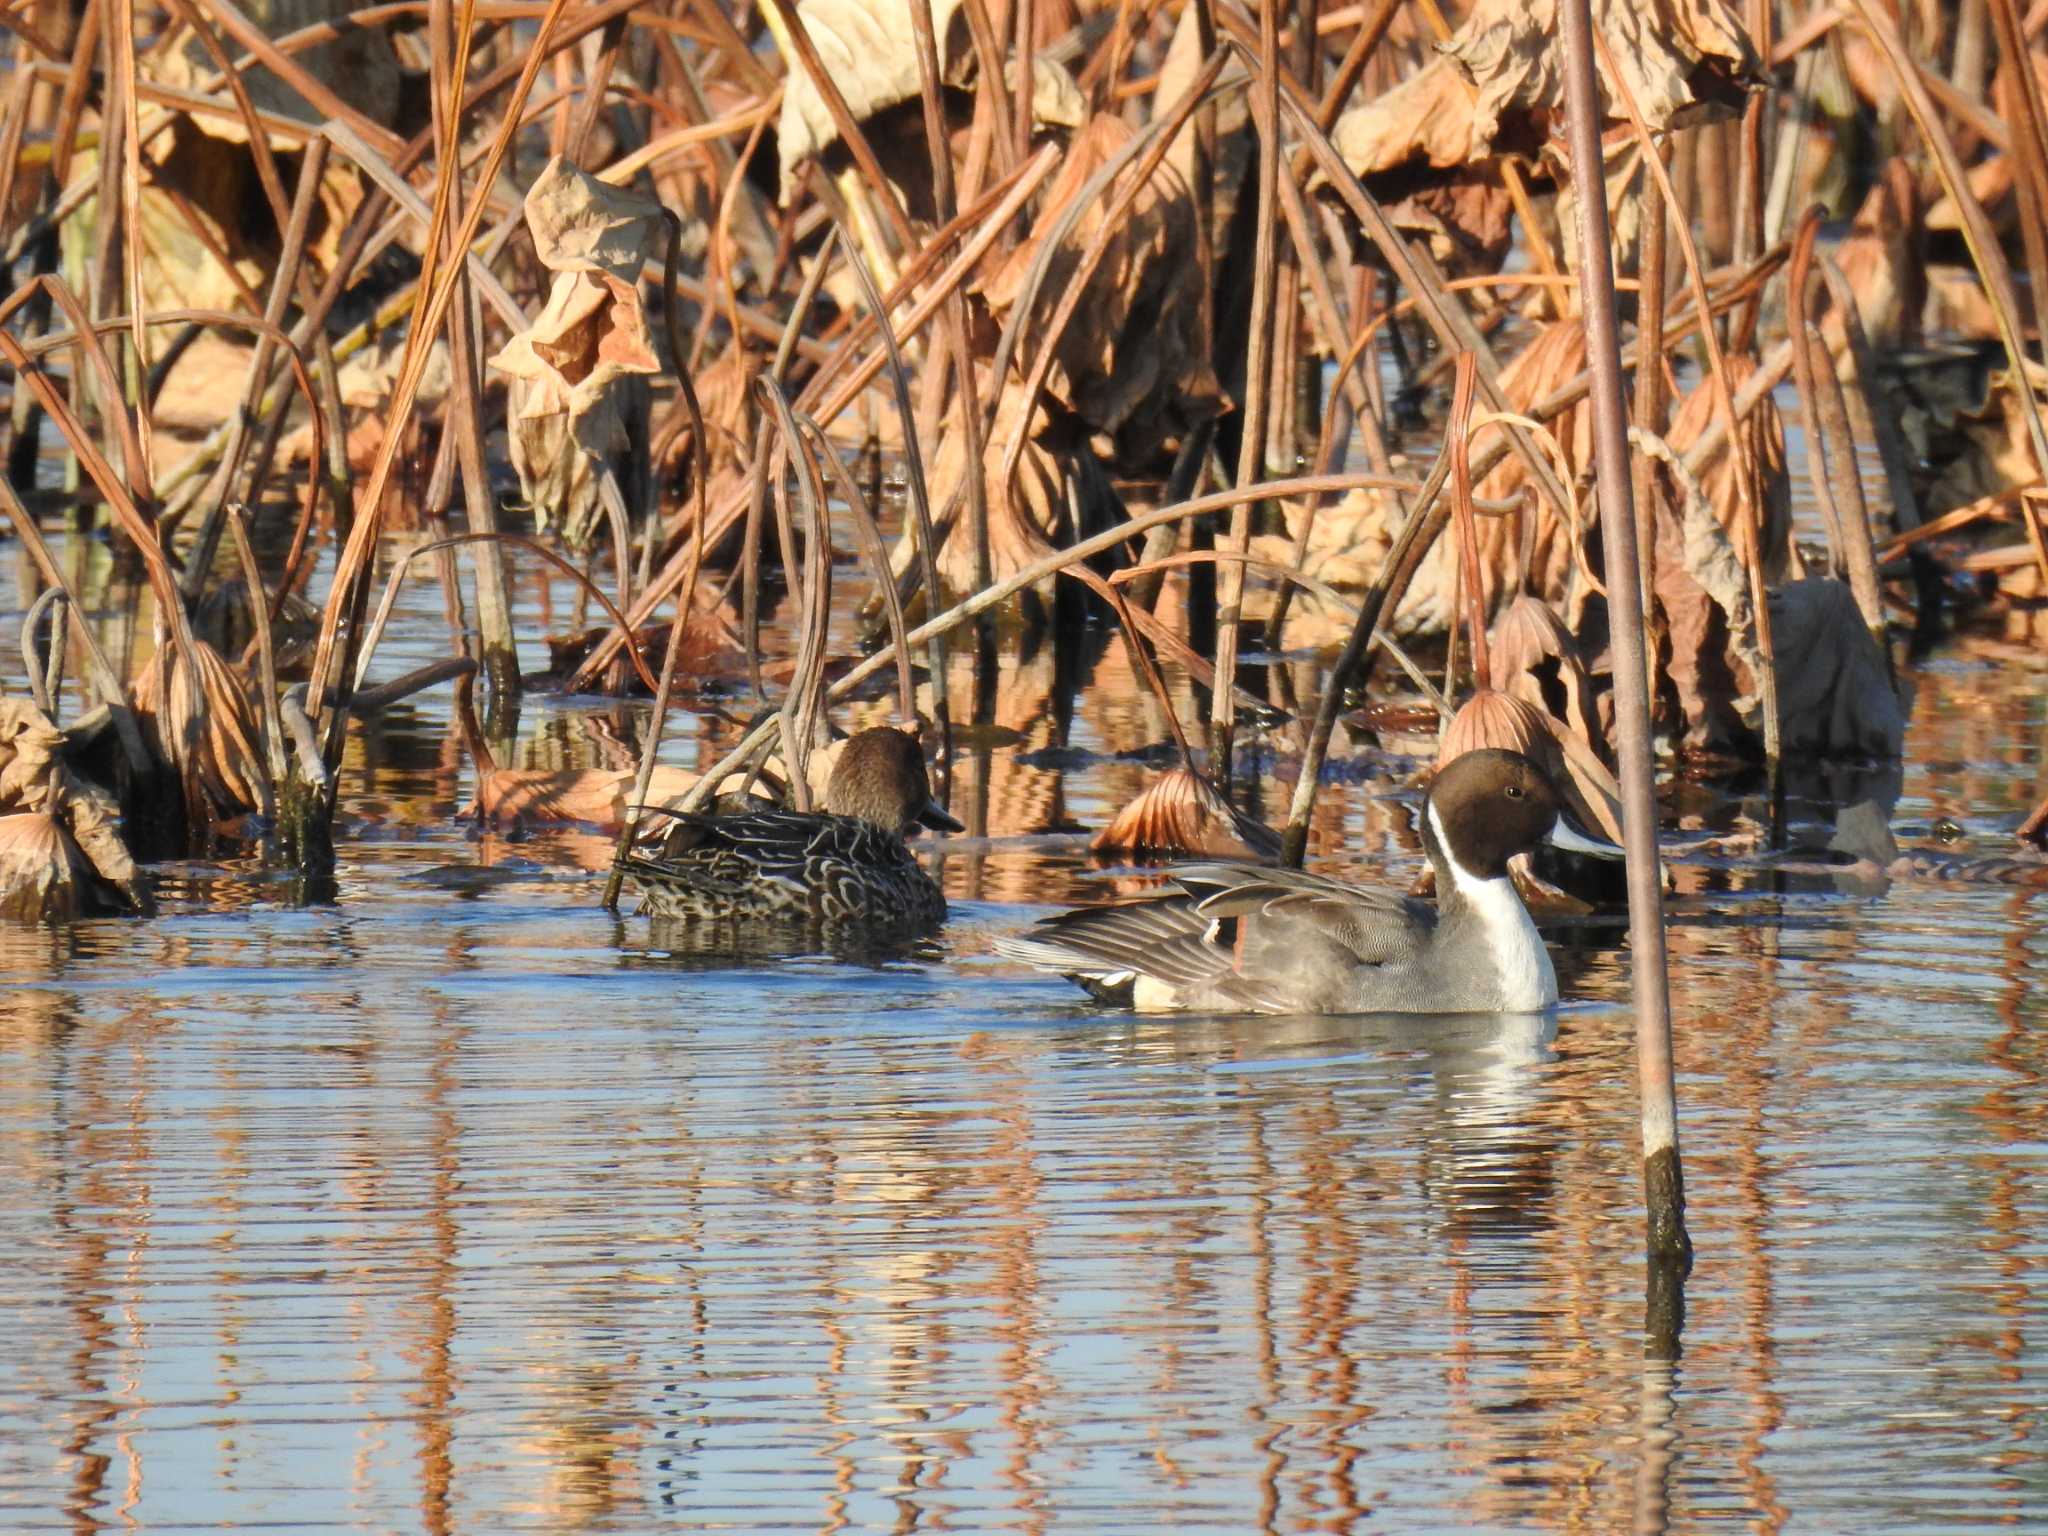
top-left (354, 533), bottom-right (662, 701)
top-left (831, 213), bottom-right (951, 750)
top-left (797, 413), bottom-right (920, 728)
top-left (674, 471), bottom-right (1429, 821)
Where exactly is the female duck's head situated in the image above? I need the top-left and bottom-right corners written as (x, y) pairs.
top-left (824, 727), bottom-right (963, 836)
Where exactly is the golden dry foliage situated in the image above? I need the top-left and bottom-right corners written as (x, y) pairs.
top-left (917, 389), bottom-right (1089, 593)
top-left (1662, 356), bottom-right (1797, 574)
top-left (0, 700), bottom-right (142, 919)
top-left (980, 115), bottom-right (1223, 461)
top-left (1091, 768), bottom-right (1283, 862)
top-left (490, 157), bottom-right (665, 547)
top-left (132, 639), bottom-right (267, 822)
top-left (773, 0), bottom-right (971, 199)
top-left (0, 815), bottom-right (99, 923)
top-left (1491, 594), bottom-right (1599, 745)
top-left (1334, 0), bottom-right (1759, 176)
top-left (1453, 0), bottom-right (1761, 135)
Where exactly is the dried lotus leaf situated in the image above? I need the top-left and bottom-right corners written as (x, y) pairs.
top-left (1451, 0), bottom-right (1761, 143)
top-left (1437, 688), bottom-right (1549, 766)
top-left (133, 638), bottom-right (267, 821)
top-left (489, 158), bottom-right (663, 547)
top-left (0, 698), bottom-right (65, 813)
top-left (0, 814), bottom-right (91, 922)
top-left (772, 0), bottom-right (971, 200)
top-left (1091, 768), bottom-right (1282, 862)
top-left (979, 115), bottom-right (1222, 458)
top-left (1327, 0), bottom-right (1759, 193)
top-left (1492, 595), bottom-right (1598, 743)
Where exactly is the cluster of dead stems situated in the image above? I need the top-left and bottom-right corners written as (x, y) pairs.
top-left (0, 0), bottom-right (2043, 917)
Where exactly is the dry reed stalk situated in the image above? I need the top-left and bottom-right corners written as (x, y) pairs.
top-left (1989, 0), bottom-right (2048, 346)
top-left (832, 219), bottom-right (951, 755)
top-left (1447, 354), bottom-right (1493, 692)
top-left (206, 123), bottom-right (326, 469)
top-left (1211, 0), bottom-right (1285, 779)
top-left (1786, 208), bottom-right (1886, 637)
top-left (761, 382), bottom-right (833, 815)
top-left (1560, 0), bottom-right (1689, 1327)
top-left (797, 416), bottom-right (919, 726)
top-left (600, 208), bottom-right (715, 911)
top-left (569, 148), bottom-right (1060, 694)
top-left (1844, 0), bottom-right (2048, 588)
top-left (675, 471), bottom-right (1430, 819)
top-left (1632, 139), bottom-right (1670, 631)
top-left (742, 232), bottom-right (837, 702)
top-left (304, 0), bottom-right (570, 784)
top-left (1592, 22), bottom-right (1780, 771)
top-left (430, 0), bottom-right (520, 703)
top-left (904, 0), bottom-right (992, 599)
top-left (1815, 253), bottom-right (1923, 534)
top-left (224, 502), bottom-right (288, 799)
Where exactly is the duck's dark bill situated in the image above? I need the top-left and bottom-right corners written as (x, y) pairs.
top-left (1546, 815), bottom-right (1624, 859)
top-left (918, 798), bottom-right (966, 834)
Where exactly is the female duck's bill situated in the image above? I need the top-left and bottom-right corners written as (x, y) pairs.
top-left (995, 748), bottom-right (1624, 1016)
top-left (625, 725), bottom-right (958, 934)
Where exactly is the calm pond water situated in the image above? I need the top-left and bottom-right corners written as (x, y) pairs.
top-left (1, 506), bottom-right (2045, 1534)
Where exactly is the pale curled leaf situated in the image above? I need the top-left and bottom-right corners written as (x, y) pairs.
top-left (0, 814), bottom-right (92, 923)
top-left (522, 155), bottom-right (668, 283)
top-left (773, 0), bottom-right (970, 199)
top-left (0, 698), bottom-right (66, 813)
top-left (489, 159), bottom-right (663, 543)
top-left (0, 699), bottom-right (141, 911)
top-left (1329, 0), bottom-right (1759, 184)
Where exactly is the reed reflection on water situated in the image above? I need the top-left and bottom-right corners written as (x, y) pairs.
top-left (0, 538), bottom-right (2044, 1533)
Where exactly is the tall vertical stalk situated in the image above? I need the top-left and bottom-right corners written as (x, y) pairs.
top-left (1212, 0), bottom-right (1282, 781)
top-left (1559, 0), bottom-right (1691, 1349)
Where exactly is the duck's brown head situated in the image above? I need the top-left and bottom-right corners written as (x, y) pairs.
top-left (1425, 748), bottom-right (1620, 881)
top-left (823, 727), bottom-right (963, 836)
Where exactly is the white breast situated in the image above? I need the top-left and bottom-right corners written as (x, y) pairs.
top-left (1429, 805), bottom-right (1559, 1011)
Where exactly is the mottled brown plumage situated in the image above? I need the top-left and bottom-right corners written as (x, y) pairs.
top-left (624, 727), bottom-right (959, 933)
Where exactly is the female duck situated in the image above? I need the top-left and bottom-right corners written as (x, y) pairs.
top-left (996, 748), bottom-right (1621, 1014)
top-left (626, 726), bottom-right (961, 930)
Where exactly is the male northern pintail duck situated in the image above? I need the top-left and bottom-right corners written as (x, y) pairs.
top-left (624, 726), bottom-right (961, 929)
top-left (996, 748), bottom-right (1621, 1013)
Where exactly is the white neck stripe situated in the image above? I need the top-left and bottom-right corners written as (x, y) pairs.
top-left (1427, 800), bottom-right (1558, 1010)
